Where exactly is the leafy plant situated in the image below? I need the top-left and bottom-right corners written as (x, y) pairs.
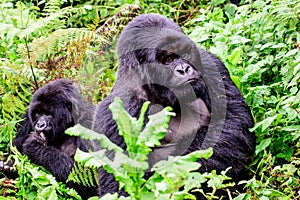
top-left (238, 151), bottom-right (300, 199)
top-left (0, 59), bottom-right (34, 153)
top-left (1, 147), bottom-right (81, 200)
top-left (66, 97), bottom-right (236, 199)
top-left (1, 0), bottom-right (300, 199)
top-left (186, 0), bottom-right (300, 198)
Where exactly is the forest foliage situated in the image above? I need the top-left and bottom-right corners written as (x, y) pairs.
top-left (0, 0), bottom-right (299, 199)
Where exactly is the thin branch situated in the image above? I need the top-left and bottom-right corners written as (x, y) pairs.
top-left (24, 37), bottom-right (39, 90)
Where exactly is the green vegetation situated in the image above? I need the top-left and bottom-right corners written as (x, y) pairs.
top-left (66, 97), bottom-right (233, 199)
top-left (0, 0), bottom-right (299, 199)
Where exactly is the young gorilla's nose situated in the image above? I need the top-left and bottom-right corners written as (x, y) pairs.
top-left (35, 121), bottom-right (47, 132)
top-left (35, 116), bottom-right (50, 132)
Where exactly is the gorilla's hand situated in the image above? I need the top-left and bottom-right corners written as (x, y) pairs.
top-left (23, 132), bottom-right (47, 151)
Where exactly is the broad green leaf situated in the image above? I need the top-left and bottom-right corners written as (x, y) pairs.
top-left (282, 125), bottom-right (300, 132)
top-left (65, 124), bottom-right (123, 153)
top-left (113, 151), bottom-right (148, 171)
top-left (138, 106), bottom-right (174, 148)
top-left (205, 170), bottom-right (234, 189)
top-left (184, 172), bottom-right (207, 192)
top-left (255, 138), bottom-right (272, 155)
top-left (109, 97), bottom-right (136, 138)
top-left (99, 193), bottom-right (119, 200)
top-left (74, 149), bottom-right (111, 168)
top-left (39, 186), bottom-right (58, 200)
top-left (152, 148), bottom-right (213, 176)
top-left (250, 115), bottom-right (279, 132)
top-left (137, 101), bottom-right (150, 133)
top-left (227, 48), bottom-right (243, 65)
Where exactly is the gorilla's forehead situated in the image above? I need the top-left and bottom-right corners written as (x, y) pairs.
top-left (29, 101), bottom-right (50, 113)
top-left (117, 27), bottom-right (197, 57)
top-left (29, 100), bottom-right (68, 114)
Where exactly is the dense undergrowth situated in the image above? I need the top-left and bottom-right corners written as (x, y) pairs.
top-left (0, 0), bottom-right (299, 199)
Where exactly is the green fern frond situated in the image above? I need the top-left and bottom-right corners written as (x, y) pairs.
top-left (0, 60), bottom-right (33, 151)
top-left (27, 28), bottom-right (93, 62)
top-left (94, 4), bottom-right (140, 48)
top-left (43, 0), bottom-right (61, 15)
top-left (68, 162), bottom-right (99, 187)
top-left (19, 11), bottom-right (66, 39)
top-left (18, 6), bottom-right (88, 39)
top-left (0, 61), bottom-right (32, 121)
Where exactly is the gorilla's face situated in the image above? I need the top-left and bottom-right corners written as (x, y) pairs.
top-left (29, 100), bottom-right (74, 146)
top-left (155, 49), bottom-right (200, 87)
top-left (133, 47), bottom-right (207, 106)
top-left (117, 18), bottom-right (210, 107)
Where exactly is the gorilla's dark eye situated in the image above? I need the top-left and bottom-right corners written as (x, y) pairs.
top-left (67, 103), bottom-right (72, 111)
top-left (164, 56), bottom-right (173, 64)
top-left (156, 50), bottom-right (177, 64)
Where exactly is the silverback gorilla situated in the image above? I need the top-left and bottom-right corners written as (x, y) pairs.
top-left (93, 14), bottom-right (256, 196)
top-left (11, 79), bottom-right (97, 199)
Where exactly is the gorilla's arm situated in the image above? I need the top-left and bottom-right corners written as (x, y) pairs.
top-left (193, 49), bottom-right (255, 179)
top-left (21, 133), bottom-right (74, 182)
top-left (21, 133), bottom-right (97, 198)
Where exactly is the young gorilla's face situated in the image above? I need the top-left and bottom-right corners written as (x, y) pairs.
top-left (29, 101), bottom-right (74, 146)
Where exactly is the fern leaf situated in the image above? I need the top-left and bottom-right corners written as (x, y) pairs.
top-left (68, 162), bottom-right (98, 187)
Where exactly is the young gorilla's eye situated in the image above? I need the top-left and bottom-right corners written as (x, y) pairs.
top-left (35, 112), bottom-right (41, 118)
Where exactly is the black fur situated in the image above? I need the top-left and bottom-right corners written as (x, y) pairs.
top-left (11, 79), bottom-right (97, 199)
top-left (93, 14), bottom-right (255, 197)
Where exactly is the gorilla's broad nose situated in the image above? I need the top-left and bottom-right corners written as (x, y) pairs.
top-left (174, 64), bottom-right (193, 77)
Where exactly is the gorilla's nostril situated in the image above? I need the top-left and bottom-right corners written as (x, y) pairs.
top-left (174, 65), bottom-right (186, 76)
top-left (185, 66), bottom-right (191, 73)
top-left (176, 69), bottom-right (185, 75)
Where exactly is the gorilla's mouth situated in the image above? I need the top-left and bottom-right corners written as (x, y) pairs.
top-left (39, 132), bottom-right (46, 141)
top-left (185, 78), bottom-right (198, 84)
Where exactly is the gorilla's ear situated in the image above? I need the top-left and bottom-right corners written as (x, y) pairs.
top-left (117, 51), bottom-right (140, 76)
top-left (68, 94), bottom-right (82, 122)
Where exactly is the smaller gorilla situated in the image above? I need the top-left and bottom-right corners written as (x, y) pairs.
top-left (7, 79), bottom-right (97, 199)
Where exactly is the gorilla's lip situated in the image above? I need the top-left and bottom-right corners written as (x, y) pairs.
top-left (34, 131), bottom-right (47, 141)
top-left (185, 78), bottom-right (198, 84)
top-left (39, 132), bottom-right (46, 141)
